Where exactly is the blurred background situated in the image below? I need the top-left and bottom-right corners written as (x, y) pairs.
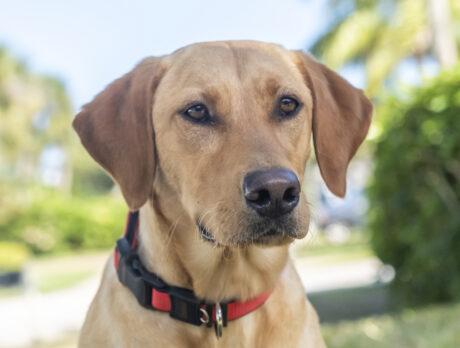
top-left (0, 0), bottom-right (459, 347)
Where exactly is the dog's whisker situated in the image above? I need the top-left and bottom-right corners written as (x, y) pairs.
top-left (161, 216), bottom-right (181, 254)
top-left (198, 200), bottom-right (225, 224)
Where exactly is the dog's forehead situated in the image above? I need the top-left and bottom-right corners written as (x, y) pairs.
top-left (162, 41), bottom-right (302, 86)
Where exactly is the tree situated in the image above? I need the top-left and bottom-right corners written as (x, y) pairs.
top-left (428, 0), bottom-right (458, 67)
top-left (0, 47), bottom-right (116, 195)
top-left (310, 0), bottom-right (459, 96)
top-left (0, 47), bottom-right (74, 187)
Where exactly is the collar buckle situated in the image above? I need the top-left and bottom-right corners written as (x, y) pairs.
top-left (169, 286), bottom-right (204, 326)
top-left (116, 241), bottom-right (152, 308)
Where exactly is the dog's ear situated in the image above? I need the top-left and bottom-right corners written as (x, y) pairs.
top-left (294, 52), bottom-right (372, 197)
top-left (73, 57), bottom-right (163, 210)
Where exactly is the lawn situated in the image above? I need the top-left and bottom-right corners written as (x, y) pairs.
top-left (30, 250), bottom-right (108, 292)
top-left (0, 250), bottom-right (109, 297)
top-left (294, 229), bottom-right (375, 265)
top-left (322, 302), bottom-right (460, 348)
top-left (7, 301), bottom-right (460, 348)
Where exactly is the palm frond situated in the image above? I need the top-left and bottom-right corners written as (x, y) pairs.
top-left (321, 9), bottom-right (383, 69)
top-left (365, 0), bottom-right (427, 95)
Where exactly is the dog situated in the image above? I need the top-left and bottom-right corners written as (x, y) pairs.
top-left (73, 40), bottom-right (372, 347)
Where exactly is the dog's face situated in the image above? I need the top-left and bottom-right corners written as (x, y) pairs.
top-left (153, 43), bottom-right (312, 246)
top-left (73, 41), bottom-right (372, 248)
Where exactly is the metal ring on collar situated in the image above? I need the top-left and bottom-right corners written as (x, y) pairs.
top-left (199, 307), bottom-right (209, 324)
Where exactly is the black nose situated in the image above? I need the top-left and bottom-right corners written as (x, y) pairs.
top-left (243, 168), bottom-right (301, 218)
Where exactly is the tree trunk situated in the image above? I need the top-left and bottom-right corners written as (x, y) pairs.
top-left (427, 0), bottom-right (458, 67)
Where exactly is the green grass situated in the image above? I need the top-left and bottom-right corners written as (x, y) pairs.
top-left (295, 230), bottom-right (375, 264)
top-left (0, 286), bottom-right (22, 297)
top-left (297, 242), bottom-right (374, 264)
top-left (0, 250), bottom-right (109, 297)
top-left (37, 271), bottom-right (94, 293)
top-left (322, 302), bottom-right (460, 348)
top-left (32, 251), bottom-right (108, 293)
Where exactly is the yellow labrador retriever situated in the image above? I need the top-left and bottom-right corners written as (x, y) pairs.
top-left (73, 41), bottom-right (372, 347)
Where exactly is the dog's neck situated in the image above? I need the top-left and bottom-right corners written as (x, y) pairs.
top-left (135, 201), bottom-right (289, 302)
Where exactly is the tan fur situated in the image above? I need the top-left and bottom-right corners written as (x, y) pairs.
top-left (74, 41), bottom-right (372, 347)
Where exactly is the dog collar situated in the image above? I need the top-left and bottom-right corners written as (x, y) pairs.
top-left (114, 211), bottom-right (272, 338)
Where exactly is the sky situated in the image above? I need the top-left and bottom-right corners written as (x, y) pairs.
top-left (0, 0), bottom-right (333, 111)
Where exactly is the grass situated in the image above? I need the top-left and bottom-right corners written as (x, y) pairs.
top-left (296, 242), bottom-right (374, 266)
top-left (294, 229), bottom-right (375, 265)
top-left (0, 250), bottom-right (109, 297)
top-left (322, 302), bottom-right (460, 348)
top-left (31, 250), bottom-right (108, 293)
top-left (0, 286), bottom-right (22, 297)
top-left (37, 270), bottom-right (95, 293)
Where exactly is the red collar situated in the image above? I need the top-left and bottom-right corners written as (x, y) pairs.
top-left (114, 211), bottom-right (272, 337)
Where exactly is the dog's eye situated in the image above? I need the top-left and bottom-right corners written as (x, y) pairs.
top-left (279, 97), bottom-right (299, 116)
top-left (184, 104), bottom-right (210, 122)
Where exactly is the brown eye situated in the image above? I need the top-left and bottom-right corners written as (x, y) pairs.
top-left (184, 104), bottom-right (210, 122)
top-left (279, 97), bottom-right (299, 116)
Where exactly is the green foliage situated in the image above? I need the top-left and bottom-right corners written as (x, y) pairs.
top-left (0, 46), bottom-right (115, 195)
top-left (0, 46), bottom-right (123, 259)
top-left (368, 66), bottom-right (460, 305)
top-left (0, 186), bottom-right (126, 255)
top-left (0, 46), bottom-right (74, 184)
top-left (0, 241), bottom-right (29, 271)
top-left (310, 0), bottom-right (459, 96)
top-left (71, 150), bottom-right (115, 195)
top-left (322, 302), bottom-right (460, 348)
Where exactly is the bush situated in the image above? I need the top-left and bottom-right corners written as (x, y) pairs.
top-left (368, 66), bottom-right (460, 306)
top-left (0, 186), bottom-right (127, 254)
top-left (0, 242), bottom-right (29, 271)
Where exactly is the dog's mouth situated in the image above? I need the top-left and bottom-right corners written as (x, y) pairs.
top-left (197, 220), bottom-right (297, 247)
top-left (248, 228), bottom-right (294, 246)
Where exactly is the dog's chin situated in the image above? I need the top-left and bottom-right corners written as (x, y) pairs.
top-left (245, 230), bottom-right (295, 247)
top-left (197, 222), bottom-right (302, 248)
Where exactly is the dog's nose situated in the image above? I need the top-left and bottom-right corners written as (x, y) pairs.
top-left (243, 168), bottom-right (301, 218)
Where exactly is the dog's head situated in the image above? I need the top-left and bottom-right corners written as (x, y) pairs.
top-left (73, 41), bottom-right (372, 248)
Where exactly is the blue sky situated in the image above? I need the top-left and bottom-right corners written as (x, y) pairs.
top-left (0, 0), bottom-right (334, 110)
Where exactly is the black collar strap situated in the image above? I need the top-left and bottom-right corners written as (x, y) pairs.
top-left (114, 211), bottom-right (272, 338)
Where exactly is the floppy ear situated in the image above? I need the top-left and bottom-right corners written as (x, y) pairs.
top-left (295, 52), bottom-right (373, 197)
top-left (73, 57), bottom-right (163, 210)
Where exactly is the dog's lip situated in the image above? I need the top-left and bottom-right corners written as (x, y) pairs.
top-left (251, 229), bottom-right (291, 244)
top-left (196, 221), bottom-right (298, 246)
top-left (233, 231), bottom-right (294, 247)
top-left (197, 222), bottom-right (216, 243)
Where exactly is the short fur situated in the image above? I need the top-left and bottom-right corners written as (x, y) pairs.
top-left (73, 41), bottom-right (372, 347)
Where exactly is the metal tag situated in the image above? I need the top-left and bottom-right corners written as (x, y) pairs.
top-left (214, 302), bottom-right (223, 338)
